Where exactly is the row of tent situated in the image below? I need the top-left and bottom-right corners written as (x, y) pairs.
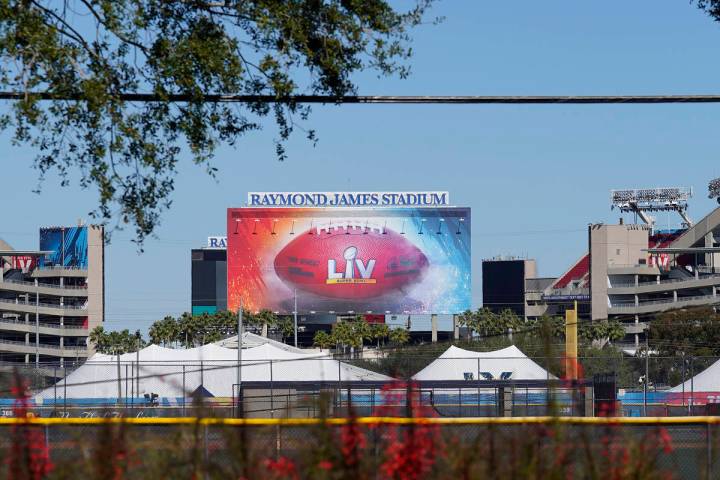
top-left (36, 342), bottom-right (554, 402)
top-left (35, 335), bottom-right (720, 402)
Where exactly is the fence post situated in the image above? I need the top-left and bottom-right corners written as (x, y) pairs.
top-left (707, 422), bottom-right (712, 480)
top-left (63, 365), bottom-right (67, 417)
top-left (691, 357), bottom-right (695, 416)
top-left (270, 359), bottom-right (274, 418)
top-left (182, 365), bottom-right (186, 416)
top-left (477, 357), bottom-right (481, 417)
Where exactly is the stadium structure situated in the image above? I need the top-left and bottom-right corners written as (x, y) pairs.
top-left (191, 236), bottom-right (228, 315)
top-left (0, 224), bottom-right (104, 365)
top-left (484, 183), bottom-right (720, 347)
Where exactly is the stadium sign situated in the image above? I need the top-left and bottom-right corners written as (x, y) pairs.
top-left (207, 236), bottom-right (227, 249)
top-left (247, 191), bottom-right (450, 208)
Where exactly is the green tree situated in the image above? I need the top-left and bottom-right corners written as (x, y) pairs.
top-left (649, 306), bottom-right (720, 358)
top-left (254, 310), bottom-right (278, 337)
top-left (389, 327), bottom-right (410, 347)
top-left (313, 330), bottom-right (333, 351)
top-left (149, 315), bottom-right (178, 346)
top-left (275, 316), bottom-right (295, 343)
top-left (0, 1), bottom-right (434, 243)
top-left (458, 308), bottom-right (522, 339)
top-left (370, 323), bottom-right (390, 349)
top-left (89, 326), bottom-right (145, 354)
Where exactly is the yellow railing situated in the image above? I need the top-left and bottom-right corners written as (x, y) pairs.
top-left (1, 416), bottom-right (720, 426)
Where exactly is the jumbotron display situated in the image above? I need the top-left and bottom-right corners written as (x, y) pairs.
top-left (226, 207), bottom-right (471, 314)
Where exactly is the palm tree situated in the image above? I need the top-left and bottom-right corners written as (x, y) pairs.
top-left (149, 315), bottom-right (177, 346)
top-left (389, 327), bottom-right (410, 347)
top-left (255, 309), bottom-right (277, 337)
top-left (313, 330), bottom-right (333, 351)
top-left (89, 326), bottom-right (109, 353)
top-left (371, 324), bottom-right (390, 348)
top-left (331, 321), bottom-right (353, 356)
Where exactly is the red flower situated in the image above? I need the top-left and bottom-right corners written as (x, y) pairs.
top-left (658, 427), bottom-right (674, 454)
top-left (340, 421), bottom-right (367, 467)
top-left (318, 460), bottom-right (333, 471)
top-left (263, 456), bottom-right (298, 480)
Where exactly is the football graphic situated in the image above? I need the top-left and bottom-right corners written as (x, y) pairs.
top-left (273, 223), bottom-right (429, 299)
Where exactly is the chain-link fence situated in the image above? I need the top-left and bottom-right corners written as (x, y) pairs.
top-left (0, 417), bottom-right (717, 479)
top-left (0, 353), bottom-right (717, 418)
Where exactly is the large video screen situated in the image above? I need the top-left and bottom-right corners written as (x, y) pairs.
top-left (227, 208), bottom-right (471, 314)
top-left (39, 226), bottom-right (88, 268)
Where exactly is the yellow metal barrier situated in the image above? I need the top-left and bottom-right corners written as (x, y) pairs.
top-left (0, 416), bottom-right (720, 426)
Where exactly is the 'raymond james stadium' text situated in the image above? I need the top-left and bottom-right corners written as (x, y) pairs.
top-left (247, 191), bottom-right (450, 208)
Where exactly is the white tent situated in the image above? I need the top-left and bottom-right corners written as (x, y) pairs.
top-left (669, 359), bottom-right (720, 393)
top-left (36, 343), bottom-right (389, 402)
top-left (412, 345), bottom-right (554, 381)
top-left (215, 331), bottom-right (322, 355)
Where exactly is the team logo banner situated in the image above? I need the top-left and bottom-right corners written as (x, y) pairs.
top-left (227, 207), bottom-right (471, 314)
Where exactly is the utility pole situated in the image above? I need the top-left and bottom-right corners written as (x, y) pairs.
top-left (294, 289), bottom-right (298, 348)
top-left (644, 329), bottom-right (649, 416)
top-left (237, 302), bottom-right (243, 405)
top-left (35, 285), bottom-right (39, 367)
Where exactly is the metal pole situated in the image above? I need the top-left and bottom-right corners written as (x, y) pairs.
top-left (682, 354), bottom-right (686, 408)
top-left (294, 289), bottom-right (298, 348)
top-left (644, 333), bottom-right (649, 417)
top-left (35, 286), bottom-right (39, 367)
top-left (63, 366), bottom-right (67, 416)
top-left (136, 336), bottom-right (140, 398)
top-left (182, 365), bottom-right (186, 416)
top-left (691, 357), bottom-right (695, 416)
top-left (116, 351), bottom-right (122, 405)
top-left (237, 303), bottom-right (243, 415)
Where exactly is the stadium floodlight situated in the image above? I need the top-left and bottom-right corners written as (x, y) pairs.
top-left (709, 178), bottom-right (720, 203)
top-left (610, 187), bottom-right (693, 228)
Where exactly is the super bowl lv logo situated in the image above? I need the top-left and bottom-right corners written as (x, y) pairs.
top-left (326, 247), bottom-right (377, 284)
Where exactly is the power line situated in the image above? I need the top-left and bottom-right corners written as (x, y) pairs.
top-left (3, 93), bottom-right (720, 104)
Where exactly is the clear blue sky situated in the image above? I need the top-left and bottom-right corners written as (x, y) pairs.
top-left (2, 2), bottom-right (720, 332)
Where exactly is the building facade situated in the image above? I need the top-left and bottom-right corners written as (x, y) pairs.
top-left (191, 237), bottom-right (227, 315)
top-left (483, 204), bottom-right (720, 347)
top-left (0, 225), bottom-right (104, 364)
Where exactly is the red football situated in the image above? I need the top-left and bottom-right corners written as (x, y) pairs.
top-left (273, 223), bottom-right (429, 299)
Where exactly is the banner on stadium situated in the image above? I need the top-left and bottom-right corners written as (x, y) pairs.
top-left (39, 226), bottom-right (88, 268)
top-left (227, 207), bottom-right (471, 314)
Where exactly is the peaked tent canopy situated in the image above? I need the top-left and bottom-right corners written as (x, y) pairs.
top-left (37, 343), bottom-right (389, 402)
top-left (670, 359), bottom-right (720, 393)
top-left (412, 345), bottom-right (554, 381)
top-left (215, 332), bottom-right (321, 355)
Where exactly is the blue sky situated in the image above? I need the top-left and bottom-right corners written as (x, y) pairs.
top-left (2, 2), bottom-right (720, 332)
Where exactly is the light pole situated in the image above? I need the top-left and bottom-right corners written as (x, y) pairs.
top-left (294, 289), bottom-right (298, 348)
top-left (237, 301), bottom-right (243, 412)
top-left (35, 283), bottom-right (39, 367)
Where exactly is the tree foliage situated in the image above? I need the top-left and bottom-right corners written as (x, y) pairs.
top-left (649, 306), bottom-right (720, 358)
top-left (147, 309), bottom-right (279, 347)
top-left (89, 326), bottom-right (145, 354)
top-left (0, 0), bottom-right (434, 244)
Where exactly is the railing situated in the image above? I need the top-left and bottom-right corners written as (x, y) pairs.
top-left (609, 273), bottom-right (720, 288)
top-left (0, 298), bottom-right (87, 310)
top-left (610, 293), bottom-right (718, 310)
top-left (0, 337), bottom-right (86, 352)
top-left (0, 317), bottom-right (86, 330)
top-left (1, 278), bottom-right (87, 290)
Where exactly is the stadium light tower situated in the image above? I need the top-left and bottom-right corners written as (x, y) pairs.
top-left (610, 187), bottom-right (693, 231)
top-left (709, 177), bottom-right (720, 204)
